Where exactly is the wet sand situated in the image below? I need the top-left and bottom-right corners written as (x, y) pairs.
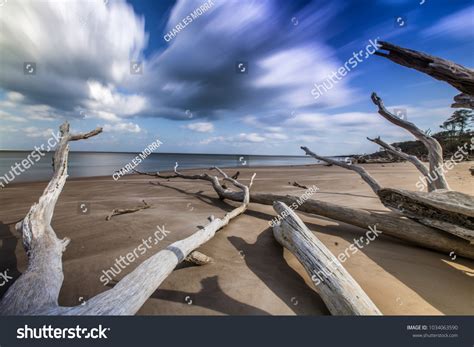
top-left (0, 161), bottom-right (473, 315)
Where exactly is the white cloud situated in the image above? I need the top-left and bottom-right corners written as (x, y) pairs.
top-left (185, 122), bottom-right (214, 133)
top-left (423, 6), bottom-right (474, 40)
top-left (0, 0), bottom-right (147, 120)
top-left (0, 110), bottom-right (26, 122)
top-left (103, 122), bottom-right (141, 134)
top-left (24, 127), bottom-right (55, 138)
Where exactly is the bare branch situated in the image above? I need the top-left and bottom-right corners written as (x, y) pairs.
top-left (367, 136), bottom-right (434, 191)
top-left (371, 93), bottom-right (450, 190)
top-left (301, 146), bottom-right (382, 194)
top-left (105, 200), bottom-right (151, 221)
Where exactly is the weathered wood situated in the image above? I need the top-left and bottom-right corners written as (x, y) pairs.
top-left (185, 251), bottom-right (214, 265)
top-left (289, 181), bottom-right (308, 189)
top-left (0, 122), bottom-right (102, 315)
top-left (272, 201), bottom-right (381, 315)
top-left (148, 169), bottom-right (474, 260)
top-left (375, 41), bottom-right (474, 107)
top-left (367, 136), bottom-right (433, 192)
top-left (371, 93), bottom-right (450, 190)
top-left (105, 200), bottom-right (151, 221)
top-left (301, 146), bottom-right (382, 194)
top-left (378, 188), bottom-right (474, 243)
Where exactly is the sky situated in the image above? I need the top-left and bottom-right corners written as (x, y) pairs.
top-left (0, 0), bottom-right (473, 155)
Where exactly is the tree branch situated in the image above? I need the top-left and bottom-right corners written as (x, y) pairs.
top-left (301, 146), bottom-right (382, 194)
top-left (371, 93), bottom-right (450, 190)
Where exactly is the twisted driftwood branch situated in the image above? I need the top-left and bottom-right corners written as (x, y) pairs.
top-left (371, 93), bottom-right (450, 191)
top-left (301, 146), bottom-right (382, 194)
top-left (367, 136), bottom-right (433, 191)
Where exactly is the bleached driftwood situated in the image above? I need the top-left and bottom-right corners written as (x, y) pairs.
top-left (0, 122), bottom-right (256, 315)
top-left (272, 202), bottom-right (381, 315)
top-left (0, 122), bottom-right (102, 315)
top-left (371, 93), bottom-right (450, 191)
top-left (105, 200), bottom-right (151, 221)
top-left (375, 41), bottom-right (474, 109)
top-left (301, 146), bottom-right (382, 194)
top-left (147, 167), bottom-right (474, 259)
top-left (367, 136), bottom-right (433, 191)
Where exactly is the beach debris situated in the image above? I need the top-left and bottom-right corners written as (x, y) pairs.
top-left (272, 201), bottom-right (381, 315)
top-left (185, 251), bottom-right (214, 265)
top-left (289, 181), bottom-right (308, 189)
top-left (105, 200), bottom-right (151, 221)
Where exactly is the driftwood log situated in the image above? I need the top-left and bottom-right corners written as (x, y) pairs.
top-left (143, 168), bottom-right (474, 260)
top-left (272, 202), bottom-right (381, 315)
top-left (379, 188), bottom-right (474, 243)
top-left (0, 122), bottom-right (256, 315)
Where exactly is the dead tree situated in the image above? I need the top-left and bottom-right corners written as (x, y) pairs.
top-left (272, 202), bottom-right (381, 315)
top-left (0, 122), bottom-right (255, 315)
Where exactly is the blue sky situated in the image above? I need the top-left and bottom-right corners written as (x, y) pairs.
top-left (0, 0), bottom-right (472, 155)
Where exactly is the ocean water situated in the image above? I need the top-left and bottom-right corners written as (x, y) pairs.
top-left (0, 151), bottom-right (321, 183)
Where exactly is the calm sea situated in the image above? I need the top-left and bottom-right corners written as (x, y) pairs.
top-left (0, 151), bottom-right (323, 183)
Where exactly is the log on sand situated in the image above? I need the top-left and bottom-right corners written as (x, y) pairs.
top-left (141, 168), bottom-right (474, 260)
top-left (272, 201), bottom-right (381, 315)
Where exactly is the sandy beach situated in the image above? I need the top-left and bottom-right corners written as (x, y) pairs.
top-left (1, 162), bottom-right (473, 315)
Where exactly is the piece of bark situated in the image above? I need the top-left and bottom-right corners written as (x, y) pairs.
top-left (289, 181), bottom-right (308, 189)
top-left (272, 201), bottom-right (381, 315)
top-left (105, 200), bottom-right (151, 221)
top-left (185, 251), bottom-right (214, 265)
top-left (371, 93), bottom-right (450, 191)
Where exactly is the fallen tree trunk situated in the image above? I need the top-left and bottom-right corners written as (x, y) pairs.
top-left (272, 201), bottom-right (381, 315)
top-left (378, 188), bottom-right (474, 243)
top-left (251, 192), bottom-right (474, 259)
top-left (143, 169), bottom-right (474, 259)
